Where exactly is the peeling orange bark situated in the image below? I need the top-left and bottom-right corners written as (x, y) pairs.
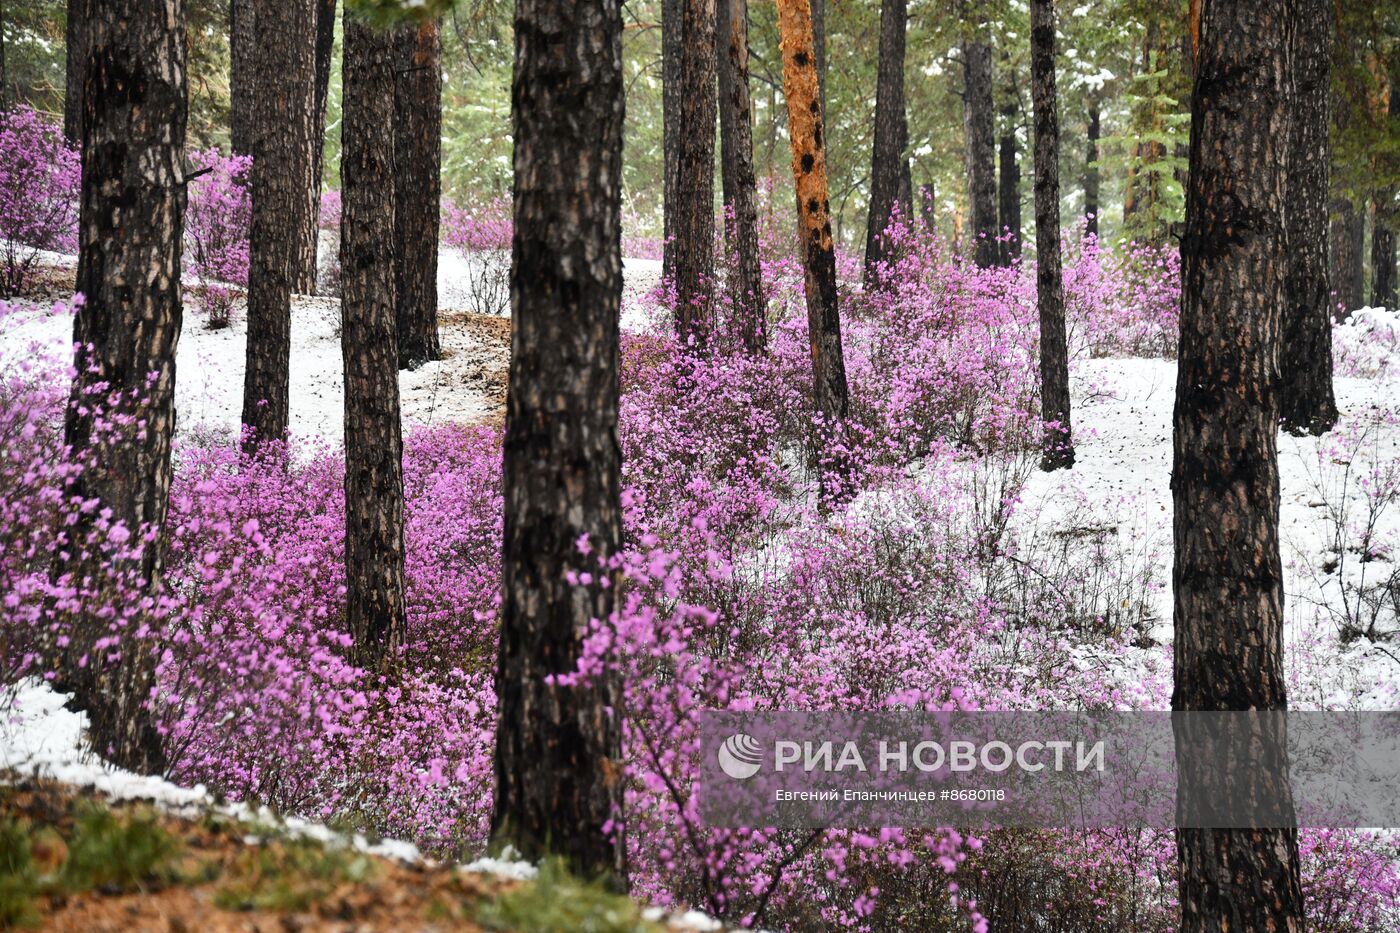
top-left (777, 0), bottom-right (831, 257)
top-left (1189, 0), bottom-right (1200, 65)
top-left (776, 0), bottom-right (851, 502)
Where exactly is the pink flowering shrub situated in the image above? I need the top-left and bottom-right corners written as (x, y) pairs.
top-left (1334, 306), bottom-right (1400, 380)
top-left (0, 109), bottom-right (80, 296)
top-left (441, 197), bottom-right (512, 316)
top-left (845, 230), bottom-right (1040, 461)
top-left (0, 300), bottom-right (80, 683)
top-left (622, 201), bottom-right (664, 260)
top-left (317, 189), bottom-right (343, 297)
top-left (1301, 828), bottom-right (1400, 929)
top-left (184, 149), bottom-right (253, 328)
top-left (152, 428), bottom-right (501, 850)
top-left (0, 298), bottom-right (180, 717)
top-left (318, 189), bottom-right (342, 231)
top-left (1066, 233), bottom-right (1181, 359)
top-left (442, 196), bottom-right (512, 252)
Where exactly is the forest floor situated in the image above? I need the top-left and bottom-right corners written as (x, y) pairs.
top-left (1008, 351), bottom-right (1400, 709)
top-left (4, 249), bottom-right (664, 448)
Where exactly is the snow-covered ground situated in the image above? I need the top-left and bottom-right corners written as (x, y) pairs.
top-left (436, 244), bottom-right (664, 319)
top-left (0, 246), bottom-right (666, 448)
top-left (1018, 353), bottom-right (1400, 710)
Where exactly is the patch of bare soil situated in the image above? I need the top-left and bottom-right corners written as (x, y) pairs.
top-left (437, 311), bottom-right (510, 428)
top-left (7, 263), bottom-right (77, 306)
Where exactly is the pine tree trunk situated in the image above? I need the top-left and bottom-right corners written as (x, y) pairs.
top-left (1084, 101), bottom-right (1100, 238)
top-left (312, 0), bottom-right (337, 183)
top-left (0, 0), bottom-right (8, 112)
top-left (340, 16), bottom-right (406, 678)
top-left (961, 25), bottom-right (997, 268)
top-left (897, 158), bottom-right (912, 225)
top-left (1279, 0), bottom-right (1336, 435)
top-left (494, 0), bottom-right (626, 883)
top-left (1374, 209), bottom-right (1397, 310)
top-left (662, 0), bottom-right (680, 285)
top-left (1330, 197), bottom-right (1363, 318)
top-left (394, 18), bottom-right (442, 368)
top-left (1032, 0), bottom-right (1071, 471)
top-left (672, 0), bottom-right (717, 346)
top-left (998, 127), bottom-right (1020, 264)
top-left (295, 0), bottom-right (337, 295)
top-left (229, 0), bottom-right (255, 155)
top-left (716, 0), bottom-right (765, 353)
top-left (63, 0), bottom-right (86, 144)
top-left (811, 0), bottom-right (826, 118)
top-left (63, 0), bottom-right (188, 775)
top-left (1375, 218), bottom-right (1397, 308)
top-left (1374, 84), bottom-right (1400, 309)
top-left (1173, 2), bottom-right (1303, 929)
top-left (863, 0), bottom-right (910, 285)
top-left (777, 0), bottom-right (851, 504)
top-left (241, 0), bottom-right (316, 451)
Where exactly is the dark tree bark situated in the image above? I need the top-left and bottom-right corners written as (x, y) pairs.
top-left (716, 0), bottom-right (765, 352)
top-left (1375, 84), bottom-right (1400, 309)
top-left (672, 0), bottom-right (717, 346)
top-left (0, 0), bottom-right (8, 112)
top-left (662, 0), bottom-right (680, 285)
top-left (1031, 0), bottom-right (1071, 471)
top-left (1375, 212), bottom-right (1397, 308)
top-left (340, 15), bottom-right (406, 677)
top-left (63, 0), bottom-right (86, 144)
top-left (1279, 0), bottom-right (1336, 436)
top-left (296, 0), bottom-right (337, 295)
top-left (241, 0), bottom-right (316, 452)
top-left (997, 126), bottom-right (1021, 264)
top-left (394, 18), bottom-right (442, 368)
top-left (312, 0), bottom-right (337, 181)
top-left (1330, 197), bottom-right (1364, 318)
top-left (1173, 2), bottom-right (1304, 930)
top-left (961, 25), bottom-right (997, 268)
top-left (863, 0), bottom-right (911, 285)
top-left (229, 0), bottom-right (255, 154)
top-left (896, 157), bottom-right (912, 224)
top-left (778, 0), bottom-right (851, 504)
top-left (493, 0), bottom-right (626, 882)
top-left (62, 0), bottom-right (188, 774)
top-left (1084, 100), bottom-right (1100, 238)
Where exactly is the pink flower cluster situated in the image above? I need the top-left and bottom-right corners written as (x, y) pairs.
top-left (441, 195), bottom-right (512, 253)
top-left (184, 149), bottom-right (253, 328)
top-left (318, 189), bottom-right (342, 232)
